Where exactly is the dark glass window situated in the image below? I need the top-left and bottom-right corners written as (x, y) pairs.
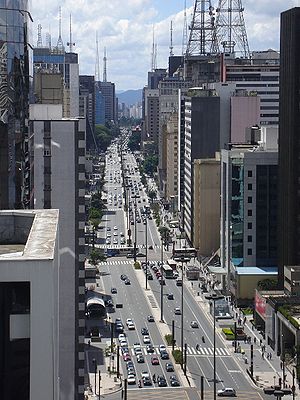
top-left (248, 183), bottom-right (252, 190)
top-left (248, 209), bottom-right (252, 216)
top-left (248, 222), bottom-right (252, 229)
top-left (248, 170), bottom-right (253, 178)
top-left (247, 248), bottom-right (252, 255)
top-left (247, 235), bottom-right (252, 243)
top-left (248, 196), bottom-right (252, 204)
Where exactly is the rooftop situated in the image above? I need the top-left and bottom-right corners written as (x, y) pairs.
top-left (236, 266), bottom-right (278, 276)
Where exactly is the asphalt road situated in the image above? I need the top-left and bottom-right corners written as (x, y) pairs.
top-left (94, 142), bottom-right (266, 399)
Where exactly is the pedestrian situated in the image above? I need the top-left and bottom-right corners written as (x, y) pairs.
top-left (260, 339), bottom-right (262, 346)
top-left (254, 337), bottom-right (256, 344)
top-left (280, 361), bottom-right (283, 369)
top-left (262, 352), bottom-right (264, 359)
top-left (269, 353), bottom-right (272, 360)
top-left (244, 317), bottom-right (247, 324)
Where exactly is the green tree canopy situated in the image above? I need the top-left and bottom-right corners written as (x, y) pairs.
top-left (89, 249), bottom-right (105, 266)
top-left (142, 154), bottom-right (158, 176)
top-left (128, 131), bottom-right (141, 151)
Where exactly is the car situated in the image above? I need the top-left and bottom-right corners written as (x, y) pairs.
top-left (147, 274), bottom-right (153, 280)
top-left (126, 319), bottom-right (133, 325)
top-left (159, 344), bottom-right (166, 352)
top-left (167, 293), bottom-right (174, 300)
top-left (118, 333), bottom-right (126, 341)
top-left (127, 367), bottom-right (136, 376)
top-left (120, 274), bottom-right (128, 280)
top-left (137, 252), bottom-right (146, 257)
top-left (148, 245), bottom-right (153, 250)
top-left (151, 355), bottom-right (159, 365)
top-left (147, 315), bottom-right (154, 322)
top-left (120, 340), bottom-right (128, 348)
top-left (127, 322), bottom-right (135, 330)
top-left (127, 374), bottom-right (136, 385)
top-left (217, 388), bottom-right (236, 397)
top-left (137, 354), bottom-right (144, 363)
top-left (170, 376), bottom-right (180, 387)
top-left (124, 279), bottom-right (131, 285)
top-left (114, 226), bottom-right (118, 230)
top-left (115, 324), bottom-right (123, 333)
top-left (141, 371), bottom-right (150, 379)
top-left (123, 353), bottom-right (131, 361)
top-left (142, 335), bottom-right (150, 344)
top-left (191, 321), bottom-right (199, 328)
top-left (113, 231), bottom-right (118, 236)
top-left (157, 376), bottom-right (167, 387)
top-left (174, 307), bottom-right (181, 315)
top-left (105, 299), bottom-right (114, 307)
top-left (107, 227), bottom-right (111, 231)
top-left (141, 327), bottom-right (149, 335)
top-left (126, 253), bottom-right (134, 258)
top-left (106, 238), bottom-right (111, 244)
top-left (111, 287), bottom-right (117, 294)
top-left (126, 360), bottom-right (134, 369)
top-left (160, 350), bottom-right (169, 360)
top-left (115, 318), bottom-right (122, 324)
top-left (106, 232), bottom-right (111, 237)
top-left (143, 376), bottom-right (152, 386)
top-left (165, 363), bottom-right (174, 372)
top-left (146, 344), bottom-right (155, 353)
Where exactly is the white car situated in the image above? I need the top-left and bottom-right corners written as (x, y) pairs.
top-left (120, 340), bottom-right (128, 348)
top-left (127, 322), bottom-right (135, 330)
top-left (217, 388), bottom-right (236, 397)
top-left (126, 318), bottom-right (133, 325)
top-left (113, 239), bottom-right (118, 244)
top-left (143, 335), bottom-right (151, 344)
top-left (106, 238), bottom-right (111, 244)
top-left (190, 321), bottom-right (199, 328)
top-left (159, 344), bottom-right (166, 352)
top-left (118, 334), bottom-right (126, 341)
top-left (141, 371), bottom-right (150, 379)
top-left (127, 374), bottom-right (136, 385)
top-left (114, 226), bottom-right (118, 230)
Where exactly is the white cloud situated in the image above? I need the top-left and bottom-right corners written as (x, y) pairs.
top-left (31, 0), bottom-right (298, 90)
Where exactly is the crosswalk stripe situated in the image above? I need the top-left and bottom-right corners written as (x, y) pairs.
top-left (203, 347), bottom-right (209, 355)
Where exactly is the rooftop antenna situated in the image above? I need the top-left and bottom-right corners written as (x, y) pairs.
top-left (56, 6), bottom-right (64, 50)
top-left (154, 43), bottom-right (157, 69)
top-left (45, 31), bottom-right (51, 48)
top-left (170, 20), bottom-right (174, 56)
top-left (67, 13), bottom-right (75, 52)
top-left (212, 0), bottom-right (250, 58)
top-left (95, 32), bottom-right (101, 83)
top-left (37, 24), bottom-right (43, 47)
top-left (182, 0), bottom-right (188, 55)
top-left (151, 25), bottom-right (155, 71)
top-left (103, 47), bottom-right (107, 82)
top-left (186, 0), bottom-right (217, 56)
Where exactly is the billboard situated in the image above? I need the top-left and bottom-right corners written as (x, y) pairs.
top-left (255, 290), bottom-right (267, 319)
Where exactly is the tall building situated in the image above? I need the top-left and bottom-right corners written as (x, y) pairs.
top-left (183, 89), bottom-right (220, 244)
top-left (33, 48), bottom-right (79, 118)
top-left (0, 0), bottom-right (32, 209)
top-left (142, 88), bottom-right (159, 146)
top-left (97, 81), bottom-right (116, 123)
top-left (0, 209), bottom-right (60, 400)
top-left (79, 75), bottom-right (96, 149)
top-left (148, 68), bottom-right (167, 89)
top-left (30, 104), bottom-right (86, 399)
top-left (220, 127), bottom-right (278, 296)
top-left (95, 88), bottom-right (106, 125)
top-left (278, 7), bottom-right (300, 285)
top-left (166, 113), bottom-right (179, 200)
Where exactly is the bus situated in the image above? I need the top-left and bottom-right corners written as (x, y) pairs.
top-left (173, 247), bottom-right (197, 261)
top-left (162, 264), bottom-right (174, 279)
top-left (167, 259), bottom-right (177, 271)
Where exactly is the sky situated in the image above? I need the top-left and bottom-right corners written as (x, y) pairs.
top-left (31, 0), bottom-right (300, 91)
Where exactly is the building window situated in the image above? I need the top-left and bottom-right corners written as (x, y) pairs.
top-left (248, 209), bottom-right (252, 216)
top-left (248, 222), bottom-right (252, 229)
top-left (248, 170), bottom-right (253, 178)
top-left (247, 235), bottom-right (252, 243)
top-left (248, 183), bottom-right (252, 190)
top-left (248, 196), bottom-right (252, 204)
top-left (247, 248), bottom-right (252, 255)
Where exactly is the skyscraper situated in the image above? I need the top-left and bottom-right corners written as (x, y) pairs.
top-left (278, 7), bottom-right (300, 285)
top-left (0, 0), bottom-right (32, 209)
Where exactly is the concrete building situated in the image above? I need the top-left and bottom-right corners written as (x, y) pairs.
top-left (148, 68), bottom-right (167, 89)
top-left (29, 104), bottom-right (86, 399)
top-left (33, 48), bottom-right (79, 118)
top-left (97, 81), bottom-right (116, 123)
top-left (193, 157), bottom-right (220, 256)
top-left (278, 7), bottom-right (300, 286)
top-left (0, 209), bottom-right (60, 400)
top-left (79, 75), bottom-right (97, 150)
top-left (183, 88), bottom-right (220, 244)
top-left (158, 78), bottom-right (191, 193)
top-left (220, 127), bottom-right (278, 299)
top-left (95, 89), bottom-right (106, 125)
top-left (0, 0), bottom-right (32, 209)
top-left (284, 266), bottom-right (300, 296)
top-left (166, 113), bottom-right (178, 200)
top-left (34, 72), bottom-right (64, 104)
top-left (142, 88), bottom-right (159, 147)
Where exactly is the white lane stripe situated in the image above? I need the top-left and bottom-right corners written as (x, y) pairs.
top-left (203, 348), bottom-right (209, 355)
top-left (191, 347), bottom-right (197, 355)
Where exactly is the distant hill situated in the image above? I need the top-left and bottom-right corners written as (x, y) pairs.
top-left (117, 89), bottom-right (142, 106)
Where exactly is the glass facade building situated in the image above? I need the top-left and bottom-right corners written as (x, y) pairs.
top-left (0, 0), bottom-right (32, 209)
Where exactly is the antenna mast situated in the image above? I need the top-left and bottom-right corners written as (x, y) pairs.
top-left (103, 47), bottom-right (107, 82)
top-left (186, 0), bottom-right (217, 56)
top-left (37, 24), bottom-right (43, 47)
top-left (67, 13), bottom-right (75, 52)
top-left (212, 0), bottom-right (250, 58)
top-left (57, 6), bottom-right (64, 51)
top-left (170, 20), bottom-right (174, 56)
top-left (182, 0), bottom-right (188, 55)
top-left (151, 25), bottom-right (155, 71)
top-left (95, 32), bottom-right (101, 83)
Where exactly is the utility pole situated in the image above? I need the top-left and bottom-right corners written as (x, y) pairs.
top-left (160, 230), bottom-right (164, 322)
top-left (145, 217), bottom-right (148, 289)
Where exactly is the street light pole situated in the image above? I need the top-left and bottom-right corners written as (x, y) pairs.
top-left (205, 292), bottom-right (224, 400)
top-left (145, 217), bottom-right (148, 290)
top-left (160, 231), bottom-right (164, 322)
top-left (92, 358), bottom-right (97, 395)
top-left (181, 258), bottom-right (184, 370)
top-left (134, 195), bottom-right (137, 262)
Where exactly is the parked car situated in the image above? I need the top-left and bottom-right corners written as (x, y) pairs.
top-left (174, 307), bottom-right (181, 315)
top-left (157, 376), bottom-right (167, 387)
top-left (170, 375), bottom-right (180, 387)
top-left (165, 363), bottom-right (174, 372)
top-left (151, 355), bottom-right (159, 365)
top-left (147, 315), bottom-right (154, 322)
top-left (137, 354), bottom-right (144, 363)
top-left (127, 374), bottom-right (136, 385)
top-left (141, 327), bottom-right (149, 335)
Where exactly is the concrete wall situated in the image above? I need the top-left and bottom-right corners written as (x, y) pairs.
top-left (193, 159), bottom-right (220, 255)
top-left (0, 213), bottom-right (34, 244)
top-left (237, 274), bottom-right (277, 301)
top-left (230, 96), bottom-right (260, 143)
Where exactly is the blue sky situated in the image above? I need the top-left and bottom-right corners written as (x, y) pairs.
top-left (31, 0), bottom-right (299, 91)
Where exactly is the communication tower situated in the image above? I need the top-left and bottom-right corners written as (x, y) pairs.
top-left (37, 24), bottom-right (43, 47)
top-left (56, 6), bottom-right (64, 51)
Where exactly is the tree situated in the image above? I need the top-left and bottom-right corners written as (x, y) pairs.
top-left (128, 131), bottom-right (141, 151)
top-left (148, 190), bottom-right (156, 203)
top-left (142, 154), bottom-right (158, 176)
top-left (257, 278), bottom-right (278, 291)
top-left (89, 249), bottom-right (105, 266)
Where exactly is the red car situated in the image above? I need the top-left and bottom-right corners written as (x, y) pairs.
top-left (123, 353), bottom-right (131, 362)
top-left (151, 355), bottom-right (159, 365)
